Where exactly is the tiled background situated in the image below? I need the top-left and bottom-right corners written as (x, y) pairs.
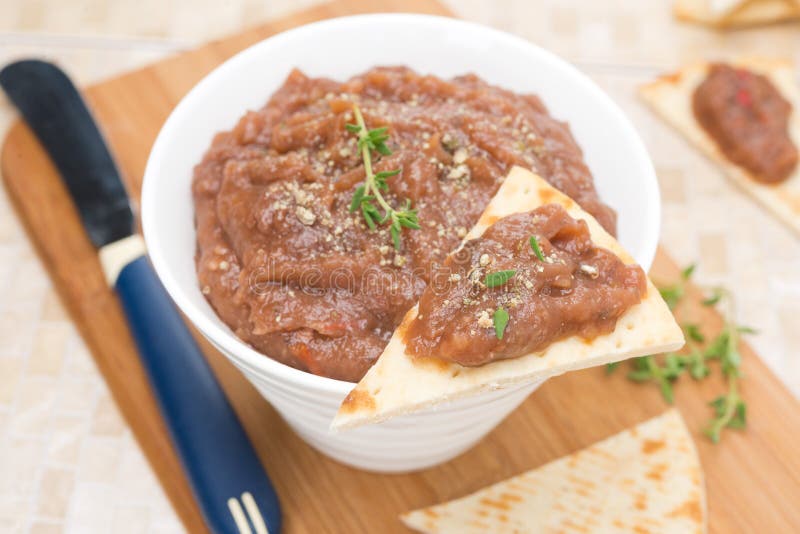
top-left (0, 1), bottom-right (798, 532)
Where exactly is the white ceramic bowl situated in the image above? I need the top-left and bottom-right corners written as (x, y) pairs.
top-left (142, 14), bottom-right (660, 473)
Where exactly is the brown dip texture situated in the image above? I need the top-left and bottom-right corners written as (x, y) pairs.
top-left (192, 67), bottom-right (616, 382)
top-left (693, 63), bottom-right (798, 184)
top-left (404, 204), bottom-right (647, 366)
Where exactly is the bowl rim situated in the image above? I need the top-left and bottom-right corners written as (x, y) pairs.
top-left (141, 12), bottom-right (661, 396)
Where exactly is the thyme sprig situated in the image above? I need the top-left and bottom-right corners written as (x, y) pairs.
top-left (346, 104), bottom-right (419, 250)
top-left (607, 264), bottom-right (753, 443)
top-left (706, 375), bottom-right (746, 443)
top-left (700, 287), bottom-right (749, 443)
top-left (626, 353), bottom-right (685, 404)
top-left (658, 263), bottom-right (695, 310)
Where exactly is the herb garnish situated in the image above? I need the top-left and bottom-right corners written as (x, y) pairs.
top-left (701, 287), bottom-right (723, 307)
top-left (658, 263), bottom-right (695, 310)
top-left (606, 264), bottom-right (752, 443)
top-left (626, 354), bottom-right (685, 404)
top-left (493, 308), bottom-right (509, 339)
top-left (700, 287), bottom-right (749, 443)
top-left (346, 103), bottom-right (419, 250)
top-left (484, 270), bottom-right (516, 288)
top-left (529, 235), bottom-right (545, 261)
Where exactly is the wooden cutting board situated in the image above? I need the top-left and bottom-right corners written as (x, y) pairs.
top-left (2, 1), bottom-right (799, 532)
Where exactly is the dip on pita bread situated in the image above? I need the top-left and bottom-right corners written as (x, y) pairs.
top-left (332, 168), bottom-right (683, 431)
top-left (639, 57), bottom-right (800, 236)
top-left (404, 204), bottom-right (647, 367)
top-left (693, 63), bottom-right (798, 183)
top-left (674, 0), bottom-right (800, 28)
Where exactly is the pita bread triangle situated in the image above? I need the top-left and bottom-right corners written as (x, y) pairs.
top-left (401, 409), bottom-right (706, 534)
top-left (640, 57), bottom-right (800, 236)
top-left (674, 0), bottom-right (800, 28)
top-left (332, 166), bottom-right (684, 431)
top-left (710, 0), bottom-right (748, 16)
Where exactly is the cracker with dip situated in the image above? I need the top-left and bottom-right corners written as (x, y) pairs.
top-left (641, 58), bottom-right (800, 235)
top-left (333, 167), bottom-right (684, 430)
top-left (675, 0), bottom-right (800, 28)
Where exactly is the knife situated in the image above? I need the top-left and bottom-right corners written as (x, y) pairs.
top-left (0, 60), bottom-right (282, 534)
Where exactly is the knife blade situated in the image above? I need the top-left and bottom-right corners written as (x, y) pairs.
top-left (0, 59), bottom-right (282, 534)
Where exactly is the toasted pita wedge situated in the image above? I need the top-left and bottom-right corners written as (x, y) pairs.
top-left (402, 409), bottom-right (706, 534)
top-left (331, 167), bottom-right (684, 431)
top-left (710, 0), bottom-right (748, 16)
top-left (675, 0), bottom-right (800, 28)
top-left (640, 58), bottom-right (800, 236)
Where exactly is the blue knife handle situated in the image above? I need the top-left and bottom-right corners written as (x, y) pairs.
top-left (115, 255), bottom-right (282, 534)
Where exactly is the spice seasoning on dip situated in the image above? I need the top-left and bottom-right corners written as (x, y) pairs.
top-left (193, 67), bottom-right (616, 381)
top-left (404, 204), bottom-right (646, 367)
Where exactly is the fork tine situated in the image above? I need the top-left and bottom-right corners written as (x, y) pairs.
top-left (228, 497), bottom-right (253, 534)
top-left (242, 492), bottom-right (269, 534)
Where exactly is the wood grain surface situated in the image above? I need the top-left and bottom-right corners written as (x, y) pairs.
top-left (2, 1), bottom-right (799, 532)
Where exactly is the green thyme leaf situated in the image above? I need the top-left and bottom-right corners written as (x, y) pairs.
top-left (659, 285), bottom-right (684, 311)
top-left (374, 177), bottom-right (389, 192)
top-left (663, 354), bottom-right (685, 380)
top-left (361, 203), bottom-right (377, 230)
top-left (709, 395), bottom-right (727, 417)
top-left (390, 224), bottom-right (401, 251)
top-left (632, 356), bottom-right (650, 372)
top-left (722, 344), bottom-right (741, 375)
top-left (605, 362), bottom-right (620, 374)
top-left (702, 288), bottom-right (723, 307)
top-left (684, 323), bottom-right (705, 343)
top-left (484, 270), bottom-right (517, 288)
top-left (686, 349), bottom-right (710, 380)
top-left (703, 331), bottom-right (728, 360)
top-left (375, 169), bottom-right (401, 178)
top-left (493, 308), bottom-right (509, 340)
top-left (705, 424), bottom-right (722, 444)
top-left (659, 380), bottom-right (675, 404)
top-left (627, 369), bottom-right (653, 382)
top-left (626, 355), bottom-right (679, 404)
top-left (396, 201), bottom-right (420, 230)
top-left (728, 401), bottom-right (747, 429)
top-left (375, 142), bottom-right (392, 156)
top-left (529, 235), bottom-right (545, 261)
top-left (345, 123), bottom-right (361, 133)
top-left (399, 216), bottom-right (420, 230)
top-left (368, 126), bottom-right (388, 139)
top-left (349, 185), bottom-right (366, 213)
top-left (658, 263), bottom-right (696, 310)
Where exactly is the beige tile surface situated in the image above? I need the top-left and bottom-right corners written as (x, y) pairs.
top-left (0, 1), bottom-right (798, 532)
